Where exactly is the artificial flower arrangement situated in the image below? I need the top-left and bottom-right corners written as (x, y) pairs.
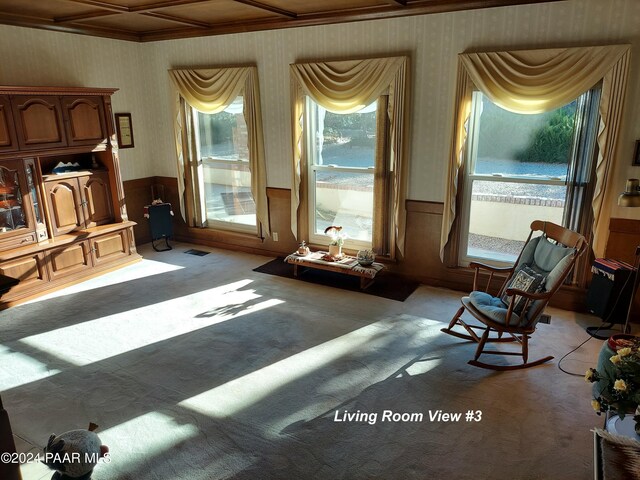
top-left (324, 225), bottom-right (347, 246)
top-left (586, 336), bottom-right (640, 434)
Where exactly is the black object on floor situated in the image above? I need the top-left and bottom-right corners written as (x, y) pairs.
top-left (147, 203), bottom-right (174, 252)
top-left (185, 249), bottom-right (210, 256)
top-left (253, 257), bottom-right (419, 302)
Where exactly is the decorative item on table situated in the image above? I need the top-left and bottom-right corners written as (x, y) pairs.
top-left (586, 335), bottom-right (640, 435)
top-left (324, 225), bottom-right (347, 258)
top-left (52, 161), bottom-right (82, 174)
top-left (297, 241), bottom-right (310, 256)
top-left (357, 249), bottom-right (376, 266)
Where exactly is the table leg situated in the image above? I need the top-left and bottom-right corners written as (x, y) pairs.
top-left (360, 277), bottom-right (375, 290)
top-left (293, 264), bottom-right (298, 278)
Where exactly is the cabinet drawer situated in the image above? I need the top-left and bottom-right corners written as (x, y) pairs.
top-left (90, 230), bottom-right (129, 266)
top-left (47, 241), bottom-right (91, 281)
top-left (0, 231), bottom-right (36, 250)
top-left (0, 252), bottom-right (48, 296)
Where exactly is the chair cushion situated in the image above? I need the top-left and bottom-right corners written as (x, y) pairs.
top-left (466, 292), bottom-right (522, 327)
top-left (533, 235), bottom-right (573, 272)
top-left (500, 265), bottom-right (545, 314)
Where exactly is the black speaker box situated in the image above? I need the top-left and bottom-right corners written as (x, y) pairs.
top-left (586, 267), bottom-right (634, 324)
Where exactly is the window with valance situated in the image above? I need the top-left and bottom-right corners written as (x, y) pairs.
top-left (169, 66), bottom-right (269, 237)
top-left (290, 56), bottom-right (410, 258)
top-left (441, 45), bottom-right (631, 276)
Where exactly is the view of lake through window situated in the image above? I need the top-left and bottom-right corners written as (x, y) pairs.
top-left (308, 100), bottom-right (377, 245)
top-left (463, 93), bottom-right (579, 262)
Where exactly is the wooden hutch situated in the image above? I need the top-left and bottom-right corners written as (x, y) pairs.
top-left (0, 86), bottom-right (139, 308)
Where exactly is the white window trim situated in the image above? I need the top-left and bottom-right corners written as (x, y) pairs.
top-left (459, 91), bottom-right (569, 267)
top-left (305, 97), bottom-right (374, 251)
top-left (192, 102), bottom-right (258, 235)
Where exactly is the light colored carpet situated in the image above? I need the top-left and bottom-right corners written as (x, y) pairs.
top-left (0, 242), bottom-right (607, 479)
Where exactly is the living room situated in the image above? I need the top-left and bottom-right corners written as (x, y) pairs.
top-left (0, 0), bottom-right (639, 478)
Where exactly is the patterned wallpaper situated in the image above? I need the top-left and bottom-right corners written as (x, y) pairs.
top-left (0, 0), bottom-right (639, 222)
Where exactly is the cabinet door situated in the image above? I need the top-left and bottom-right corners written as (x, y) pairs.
top-left (11, 96), bottom-right (67, 150)
top-left (47, 241), bottom-right (91, 281)
top-left (45, 179), bottom-right (83, 236)
top-left (0, 252), bottom-right (48, 297)
top-left (61, 96), bottom-right (107, 147)
top-left (79, 172), bottom-right (113, 228)
top-left (0, 96), bottom-right (18, 153)
top-left (0, 159), bottom-right (37, 248)
top-left (90, 229), bottom-right (130, 267)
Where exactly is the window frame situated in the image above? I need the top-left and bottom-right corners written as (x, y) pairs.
top-left (191, 96), bottom-right (259, 236)
top-left (303, 96), bottom-right (382, 252)
top-left (458, 89), bottom-right (599, 267)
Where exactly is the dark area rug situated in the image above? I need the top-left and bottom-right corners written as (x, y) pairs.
top-left (253, 257), bottom-right (419, 302)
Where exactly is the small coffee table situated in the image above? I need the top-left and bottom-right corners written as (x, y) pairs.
top-left (284, 251), bottom-right (384, 289)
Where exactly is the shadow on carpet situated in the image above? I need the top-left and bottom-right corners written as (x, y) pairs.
top-left (253, 257), bottom-right (419, 302)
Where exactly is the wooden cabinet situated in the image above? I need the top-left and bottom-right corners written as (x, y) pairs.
top-left (45, 171), bottom-right (113, 236)
top-left (80, 171), bottom-right (113, 227)
top-left (90, 229), bottom-right (129, 266)
top-left (11, 96), bottom-right (67, 150)
top-left (0, 252), bottom-right (48, 297)
top-left (0, 86), bottom-right (140, 309)
top-left (47, 241), bottom-right (92, 281)
top-left (0, 159), bottom-right (39, 249)
top-left (61, 96), bottom-right (107, 147)
top-left (0, 97), bottom-right (18, 153)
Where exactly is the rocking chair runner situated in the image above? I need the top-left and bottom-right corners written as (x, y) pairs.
top-left (441, 221), bottom-right (587, 370)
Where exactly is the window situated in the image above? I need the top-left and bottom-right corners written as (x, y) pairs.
top-left (460, 89), bottom-right (600, 265)
top-left (290, 57), bottom-right (409, 258)
top-left (170, 66), bottom-right (268, 238)
top-left (193, 97), bottom-right (256, 232)
top-left (304, 97), bottom-right (390, 251)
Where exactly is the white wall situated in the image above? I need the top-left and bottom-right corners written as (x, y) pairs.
top-left (0, 0), bottom-right (639, 225)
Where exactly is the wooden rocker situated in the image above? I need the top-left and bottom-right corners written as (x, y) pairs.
top-left (441, 220), bottom-right (587, 371)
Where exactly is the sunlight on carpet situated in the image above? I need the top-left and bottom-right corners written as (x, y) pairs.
top-left (17, 279), bottom-right (284, 367)
top-left (22, 258), bottom-right (185, 305)
top-left (178, 316), bottom-right (443, 422)
top-left (0, 344), bottom-right (61, 390)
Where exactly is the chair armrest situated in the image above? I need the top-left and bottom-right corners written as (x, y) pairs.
top-left (468, 262), bottom-right (514, 274)
top-left (469, 262), bottom-right (514, 292)
top-left (504, 287), bottom-right (552, 301)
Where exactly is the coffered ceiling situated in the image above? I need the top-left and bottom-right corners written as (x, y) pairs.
top-left (0, 0), bottom-right (566, 42)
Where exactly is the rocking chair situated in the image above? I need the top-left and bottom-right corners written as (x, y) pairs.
top-left (441, 221), bottom-right (587, 370)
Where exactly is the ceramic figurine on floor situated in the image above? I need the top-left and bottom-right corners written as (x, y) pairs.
top-left (43, 423), bottom-right (109, 480)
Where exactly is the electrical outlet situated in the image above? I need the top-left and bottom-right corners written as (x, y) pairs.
top-left (273, 232), bottom-right (279, 242)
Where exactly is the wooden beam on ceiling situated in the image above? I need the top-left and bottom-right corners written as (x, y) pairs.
top-left (57, 0), bottom-right (213, 24)
top-left (382, 0), bottom-right (408, 5)
top-left (128, 0), bottom-right (213, 13)
top-left (0, 12), bottom-right (140, 41)
top-left (140, 0), bottom-right (565, 41)
top-left (143, 11), bottom-right (210, 28)
top-left (65, 0), bottom-right (129, 13)
top-left (233, 0), bottom-right (297, 18)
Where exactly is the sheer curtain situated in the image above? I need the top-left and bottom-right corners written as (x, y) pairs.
top-left (290, 56), bottom-right (410, 257)
top-left (169, 66), bottom-right (270, 236)
top-left (441, 45), bottom-right (631, 262)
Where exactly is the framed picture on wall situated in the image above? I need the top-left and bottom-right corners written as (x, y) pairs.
top-left (115, 113), bottom-right (135, 149)
top-left (634, 140), bottom-right (640, 166)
